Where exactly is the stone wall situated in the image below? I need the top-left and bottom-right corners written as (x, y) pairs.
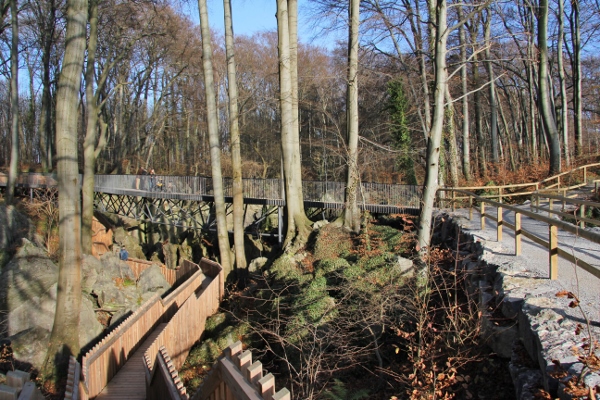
top-left (438, 213), bottom-right (600, 400)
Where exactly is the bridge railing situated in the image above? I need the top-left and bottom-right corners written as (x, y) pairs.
top-left (439, 188), bottom-right (600, 281)
top-left (74, 259), bottom-right (216, 399)
top-left (3, 172), bottom-right (421, 211)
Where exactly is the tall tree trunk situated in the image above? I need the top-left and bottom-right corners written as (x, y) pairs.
top-left (277, 0), bottom-right (311, 252)
top-left (38, 0), bottom-right (56, 172)
top-left (198, 0), bottom-right (232, 275)
top-left (470, 16), bottom-right (487, 178)
top-left (484, 9), bottom-right (499, 164)
top-left (418, 0), bottom-right (448, 253)
top-left (82, 0), bottom-right (105, 254)
top-left (6, 0), bottom-right (18, 204)
top-left (343, 0), bottom-right (361, 233)
top-left (537, 0), bottom-right (561, 174)
top-left (570, 0), bottom-right (582, 157)
top-left (42, 0), bottom-right (87, 382)
top-left (557, 0), bottom-right (570, 167)
top-left (223, 0), bottom-right (247, 271)
top-left (444, 86), bottom-right (460, 187)
top-left (458, 6), bottom-right (471, 181)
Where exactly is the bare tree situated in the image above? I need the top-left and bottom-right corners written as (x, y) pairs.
top-left (42, 0), bottom-right (87, 381)
top-left (198, 0), bottom-right (232, 275)
top-left (223, 0), bottom-right (247, 271)
top-left (343, 0), bottom-right (361, 233)
top-left (557, 0), bottom-right (570, 167)
top-left (6, 0), bottom-right (18, 204)
top-left (538, 0), bottom-right (561, 174)
top-left (277, 0), bottom-right (311, 252)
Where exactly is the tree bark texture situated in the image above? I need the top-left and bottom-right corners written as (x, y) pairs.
top-left (417, 0), bottom-right (448, 253)
top-left (223, 0), bottom-right (247, 271)
top-left (198, 0), bottom-right (232, 275)
top-left (343, 0), bottom-right (361, 233)
top-left (537, 0), bottom-right (561, 175)
top-left (277, 0), bottom-right (311, 251)
top-left (42, 0), bottom-right (87, 381)
top-left (6, 0), bottom-right (18, 204)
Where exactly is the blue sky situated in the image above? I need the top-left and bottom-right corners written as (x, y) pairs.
top-left (183, 0), bottom-right (343, 50)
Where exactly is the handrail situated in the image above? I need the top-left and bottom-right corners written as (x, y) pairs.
top-left (444, 161), bottom-right (600, 206)
top-left (439, 188), bottom-right (600, 281)
top-left (531, 191), bottom-right (600, 229)
top-left (192, 341), bottom-right (291, 400)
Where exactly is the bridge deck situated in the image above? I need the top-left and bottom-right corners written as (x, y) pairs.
top-left (95, 324), bottom-right (165, 399)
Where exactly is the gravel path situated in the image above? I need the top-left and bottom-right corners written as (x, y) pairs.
top-left (446, 199), bottom-right (600, 329)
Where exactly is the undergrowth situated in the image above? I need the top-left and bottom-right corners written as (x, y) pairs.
top-left (178, 214), bottom-right (514, 399)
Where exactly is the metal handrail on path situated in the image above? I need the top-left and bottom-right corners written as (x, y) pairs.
top-left (439, 188), bottom-right (600, 281)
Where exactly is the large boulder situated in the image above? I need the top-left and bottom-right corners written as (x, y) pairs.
top-left (113, 227), bottom-right (144, 259)
top-left (94, 253), bottom-right (138, 310)
top-left (0, 205), bottom-right (37, 251)
top-left (82, 254), bottom-right (101, 293)
top-left (0, 239), bottom-right (59, 336)
top-left (162, 241), bottom-right (179, 269)
top-left (137, 265), bottom-right (170, 293)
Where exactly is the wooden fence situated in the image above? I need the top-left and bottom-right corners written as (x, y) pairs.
top-left (77, 259), bottom-right (208, 398)
top-left (126, 258), bottom-right (198, 287)
top-left (190, 341), bottom-right (291, 400)
top-left (440, 162), bottom-right (600, 207)
top-left (440, 188), bottom-right (600, 281)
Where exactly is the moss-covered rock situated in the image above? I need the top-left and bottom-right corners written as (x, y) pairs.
top-left (313, 224), bottom-right (353, 261)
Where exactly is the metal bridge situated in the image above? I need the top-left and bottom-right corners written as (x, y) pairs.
top-left (0, 173), bottom-right (421, 236)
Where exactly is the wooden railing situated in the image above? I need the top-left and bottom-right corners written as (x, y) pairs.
top-left (441, 162), bottom-right (600, 207)
top-left (76, 259), bottom-right (210, 398)
top-left (126, 257), bottom-right (198, 287)
top-left (190, 341), bottom-right (291, 400)
top-left (143, 262), bottom-right (220, 375)
top-left (440, 188), bottom-right (600, 281)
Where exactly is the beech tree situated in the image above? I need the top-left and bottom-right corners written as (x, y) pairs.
top-left (6, 0), bottom-right (18, 204)
top-left (198, 0), bottom-right (232, 275)
top-left (223, 0), bottom-right (247, 271)
top-left (42, 0), bottom-right (87, 380)
top-left (277, 0), bottom-right (311, 252)
top-left (342, 0), bottom-right (361, 233)
top-left (538, 0), bottom-right (561, 174)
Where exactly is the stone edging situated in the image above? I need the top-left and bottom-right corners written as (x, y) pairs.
top-left (440, 214), bottom-right (600, 400)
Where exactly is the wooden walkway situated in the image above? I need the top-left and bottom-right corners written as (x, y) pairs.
top-left (95, 324), bottom-right (166, 399)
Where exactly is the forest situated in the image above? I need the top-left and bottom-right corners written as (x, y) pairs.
top-left (1, 0), bottom-right (600, 397)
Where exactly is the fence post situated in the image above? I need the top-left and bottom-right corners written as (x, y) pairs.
top-left (549, 198), bottom-right (553, 217)
top-left (584, 166), bottom-right (587, 184)
top-left (469, 196), bottom-right (473, 220)
top-left (452, 190), bottom-right (456, 212)
top-left (499, 187), bottom-right (503, 204)
top-left (549, 224), bottom-right (558, 280)
top-left (515, 212), bottom-right (521, 256)
top-left (481, 202), bottom-right (486, 230)
top-left (580, 205), bottom-right (586, 229)
top-left (497, 206), bottom-right (503, 241)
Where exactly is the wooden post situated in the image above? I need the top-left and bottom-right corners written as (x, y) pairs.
top-left (481, 202), bottom-right (486, 230)
top-left (536, 193), bottom-right (540, 212)
top-left (451, 190), bottom-right (456, 212)
top-left (515, 212), bottom-right (521, 256)
top-left (549, 198), bottom-right (553, 217)
top-left (584, 166), bottom-right (587, 184)
top-left (580, 205), bottom-right (586, 229)
top-left (549, 224), bottom-right (558, 280)
top-left (497, 206), bottom-right (503, 241)
top-left (557, 176), bottom-right (561, 188)
top-left (469, 196), bottom-right (473, 220)
top-left (499, 187), bottom-right (503, 204)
